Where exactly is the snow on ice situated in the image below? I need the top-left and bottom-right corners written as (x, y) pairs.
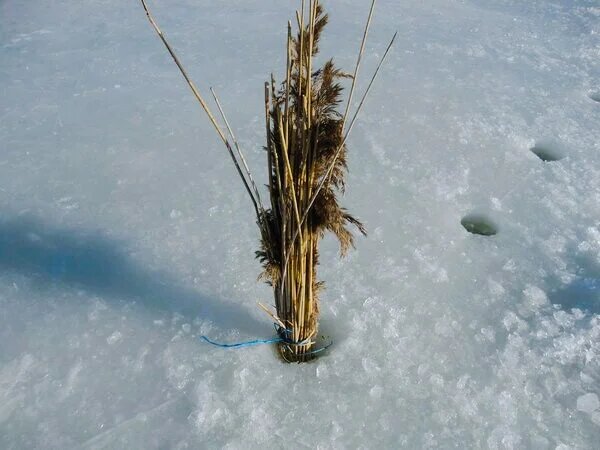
top-left (1, 0), bottom-right (599, 448)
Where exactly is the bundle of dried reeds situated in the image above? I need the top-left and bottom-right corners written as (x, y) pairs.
top-left (257, 2), bottom-right (367, 361)
top-left (140, 0), bottom-right (395, 362)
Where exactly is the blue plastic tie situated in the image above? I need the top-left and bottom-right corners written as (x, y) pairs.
top-left (200, 323), bottom-right (332, 355)
top-left (199, 335), bottom-right (283, 349)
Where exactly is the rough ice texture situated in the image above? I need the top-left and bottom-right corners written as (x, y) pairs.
top-left (1, 0), bottom-right (599, 448)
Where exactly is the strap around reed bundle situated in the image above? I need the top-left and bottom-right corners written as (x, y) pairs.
top-left (200, 323), bottom-right (332, 355)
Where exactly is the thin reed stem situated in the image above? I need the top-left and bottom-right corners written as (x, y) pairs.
top-left (280, 31), bottom-right (397, 283)
top-left (305, 31), bottom-right (398, 217)
top-left (341, 0), bottom-right (377, 132)
top-left (139, 0), bottom-right (261, 219)
top-left (210, 87), bottom-right (264, 210)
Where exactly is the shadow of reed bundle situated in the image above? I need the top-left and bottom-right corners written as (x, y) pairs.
top-left (140, 0), bottom-right (395, 362)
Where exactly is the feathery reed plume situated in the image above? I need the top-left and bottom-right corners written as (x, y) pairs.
top-left (139, 0), bottom-right (393, 362)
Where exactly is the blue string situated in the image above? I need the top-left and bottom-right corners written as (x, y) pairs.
top-left (200, 335), bottom-right (283, 349)
top-left (199, 323), bottom-right (332, 355)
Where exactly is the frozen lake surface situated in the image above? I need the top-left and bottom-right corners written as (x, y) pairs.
top-left (1, 0), bottom-right (599, 448)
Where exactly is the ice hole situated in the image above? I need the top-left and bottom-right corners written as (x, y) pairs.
top-left (530, 144), bottom-right (564, 162)
top-left (588, 91), bottom-right (600, 103)
top-left (461, 214), bottom-right (498, 236)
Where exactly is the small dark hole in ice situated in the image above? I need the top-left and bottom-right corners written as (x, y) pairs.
top-left (461, 215), bottom-right (498, 236)
top-left (589, 92), bottom-right (600, 103)
top-left (530, 146), bottom-right (563, 162)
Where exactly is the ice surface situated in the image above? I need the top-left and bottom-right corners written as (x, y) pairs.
top-left (1, 0), bottom-right (599, 448)
top-left (577, 393), bottom-right (599, 414)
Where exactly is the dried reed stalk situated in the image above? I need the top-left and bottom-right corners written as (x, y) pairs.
top-left (140, 0), bottom-right (393, 362)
